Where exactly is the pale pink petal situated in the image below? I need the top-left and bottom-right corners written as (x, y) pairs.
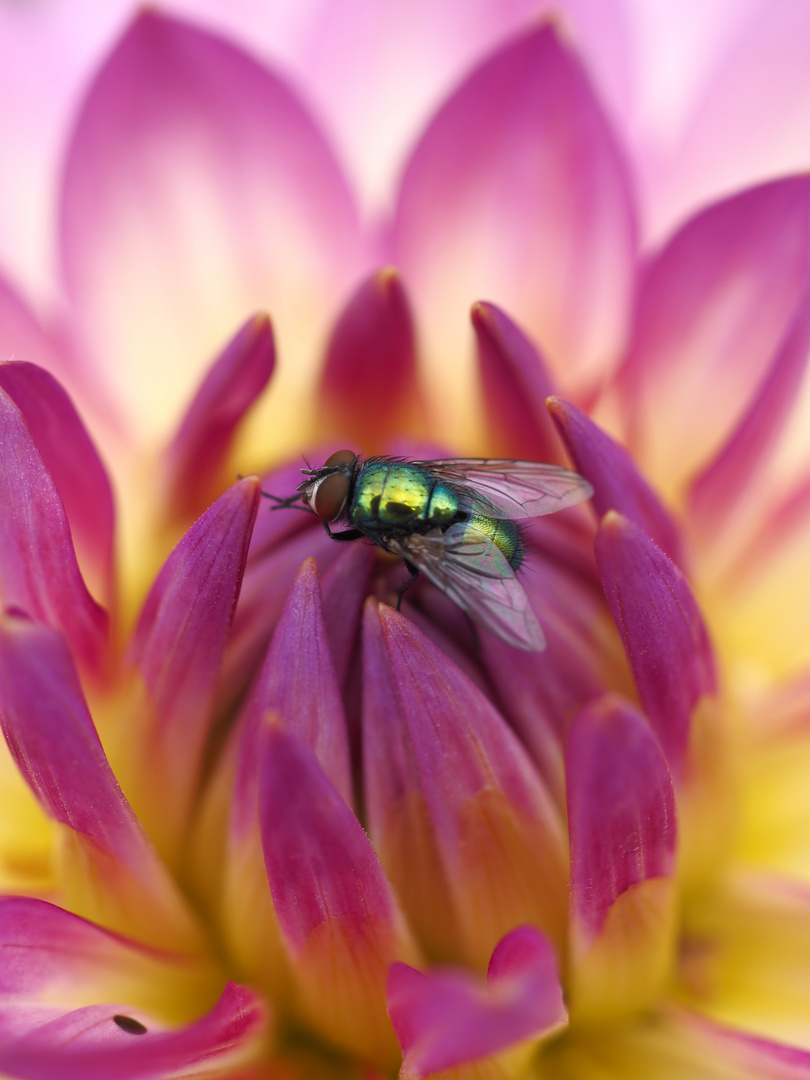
top-left (0, 613), bottom-right (204, 952)
top-left (473, 302), bottom-right (565, 463)
top-left (0, 387), bottom-right (108, 679)
top-left (362, 601), bottom-right (567, 968)
top-left (60, 9), bottom-right (365, 444)
top-left (595, 512), bottom-right (716, 775)
top-left (164, 315), bottom-right (274, 520)
top-left (392, 21), bottom-right (637, 434)
top-left (548, 395), bottom-right (684, 566)
top-left (388, 926), bottom-right (566, 1079)
top-left (116, 478), bottom-right (260, 862)
top-left (260, 719), bottom-right (413, 1064)
top-left (687, 286), bottom-right (810, 557)
top-left (617, 177), bottom-right (810, 498)
top-left (0, 361), bottom-right (115, 607)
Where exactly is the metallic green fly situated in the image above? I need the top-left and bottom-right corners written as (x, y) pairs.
top-left (266, 450), bottom-right (593, 651)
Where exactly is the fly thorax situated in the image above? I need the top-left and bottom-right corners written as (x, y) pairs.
top-left (350, 462), bottom-right (459, 529)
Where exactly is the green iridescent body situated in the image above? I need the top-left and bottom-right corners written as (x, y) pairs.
top-left (348, 459), bottom-right (523, 570)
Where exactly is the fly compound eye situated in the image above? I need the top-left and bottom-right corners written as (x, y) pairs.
top-left (323, 449), bottom-right (357, 469)
top-left (313, 471), bottom-right (351, 521)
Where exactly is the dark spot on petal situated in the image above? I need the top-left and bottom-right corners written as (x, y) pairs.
top-left (113, 1014), bottom-right (147, 1035)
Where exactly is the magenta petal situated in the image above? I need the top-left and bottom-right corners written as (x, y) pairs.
top-left (319, 269), bottom-right (421, 448)
top-left (0, 361), bottom-right (115, 606)
top-left (618, 176), bottom-right (810, 490)
top-left (595, 513), bottom-right (716, 773)
top-left (0, 614), bottom-right (200, 949)
top-left (233, 557), bottom-right (351, 839)
top-left (393, 22), bottom-right (636, 397)
top-left (388, 926), bottom-right (566, 1079)
top-left (260, 721), bottom-right (397, 954)
top-left (0, 978), bottom-right (265, 1080)
top-left (688, 284), bottom-right (810, 540)
top-left (164, 315), bottom-right (274, 519)
top-left (0, 387), bottom-right (108, 678)
top-left (548, 396), bottom-right (684, 566)
top-left (566, 695), bottom-right (676, 939)
top-left (320, 542), bottom-right (376, 689)
top-left (60, 9), bottom-right (364, 441)
top-left (124, 477), bottom-right (260, 857)
top-left (473, 302), bottom-right (565, 462)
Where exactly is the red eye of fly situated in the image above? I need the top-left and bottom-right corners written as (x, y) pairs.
top-left (312, 450), bottom-right (356, 522)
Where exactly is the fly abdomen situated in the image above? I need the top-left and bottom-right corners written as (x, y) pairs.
top-left (466, 515), bottom-right (524, 571)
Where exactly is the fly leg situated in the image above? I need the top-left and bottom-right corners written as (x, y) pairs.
top-left (395, 561), bottom-right (420, 611)
top-left (322, 524), bottom-right (365, 542)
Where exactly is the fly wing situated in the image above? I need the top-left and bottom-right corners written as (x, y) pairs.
top-left (390, 522), bottom-right (545, 651)
top-left (413, 458), bottom-right (593, 519)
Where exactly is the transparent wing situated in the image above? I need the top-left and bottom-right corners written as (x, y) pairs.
top-left (413, 458), bottom-right (593, 519)
top-left (390, 521), bottom-right (545, 651)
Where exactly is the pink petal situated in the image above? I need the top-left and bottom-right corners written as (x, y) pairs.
top-left (617, 176), bottom-right (810, 496)
top-left (472, 302), bottom-right (565, 463)
top-left (318, 268), bottom-right (422, 450)
top-left (388, 925), bottom-right (566, 1079)
top-left (259, 719), bottom-right (411, 1064)
top-left (233, 557), bottom-right (351, 842)
top-left (0, 613), bottom-right (203, 952)
top-left (164, 314), bottom-right (275, 520)
top-left (688, 285), bottom-right (810, 550)
top-left (0, 977), bottom-right (265, 1080)
top-left (60, 9), bottom-right (365, 443)
top-left (668, 1010), bottom-right (810, 1079)
top-left (595, 512), bottom-right (716, 775)
top-left (119, 477), bottom-right (260, 862)
top-left (392, 21), bottom-right (636, 423)
top-left (0, 386), bottom-right (108, 679)
top-left (0, 361), bottom-right (115, 607)
top-left (362, 601), bottom-right (567, 968)
top-left (320, 542), bottom-right (376, 689)
top-left (548, 395), bottom-right (684, 566)
top-left (566, 694), bottom-right (676, 939)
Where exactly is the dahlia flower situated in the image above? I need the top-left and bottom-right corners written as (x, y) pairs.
top-left (1, 3), bottom-right (810, 1078)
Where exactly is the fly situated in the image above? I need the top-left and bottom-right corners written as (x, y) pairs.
top-left (265, 450), bottom-right (593, 651)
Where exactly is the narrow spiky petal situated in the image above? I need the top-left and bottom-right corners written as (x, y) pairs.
top-left (260, 718), bottom-right (417, 1067)
top-left (0, 387), bottom-right (108, 679)
top-left (389, 926), bottom-right (567, 1079)
top-left (595, 512), bottom-right (716, 775)
top-left (164, 315), bottom-right (275, 519)
top-left (548, 395), bottom-right (684, 567)
top-left (566, 695), bottom-right (677, 1023)
top-left (0, 361), bottom-right (115, 606)
top-left (223, 558), bottom-right (351, 986)
top-left (318, 268), bottom-right (422, 448)
top-left (0, 613), bottom-right (205, 953)
top-left (112, 477), bottom-right (260, 863)
top-left (472, 302), bottom-right (563, 462)
top-left (363, 602), bottom-right (568, 969)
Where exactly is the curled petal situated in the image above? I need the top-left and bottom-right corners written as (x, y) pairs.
top-left (595, 512), bottom-right (716, 774)
top-left (60, 9), bottom-right (364, 446)
top-left (548, 395), bottom-right (684, 566)
top-left (388, 926), bottom-right (567, 1080)
top-left (473, 303), bottom-right (564, 463)
top-left (164, 315), bottom-right (275, 520)
top-left (617, 176), bottom-right (810, 496)
top-left (318, 268), bottom-right (423, 449)
top-left (0, 613), bottom-right (204, 953)
top-left (566, 695), bottom-right (677, 1023)
top-left (0, 361), bottom-right (115, 606)
top-left (363, 602), bottom-right (568, 969)
top-left (0, 387), bottom-right (108, 679)
top-left (393, 21), bottom-right (636, 437)
top-left (116, 478), bottom-right (260, 863)
top-left (260, 718), bottom-right (415, 1066)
